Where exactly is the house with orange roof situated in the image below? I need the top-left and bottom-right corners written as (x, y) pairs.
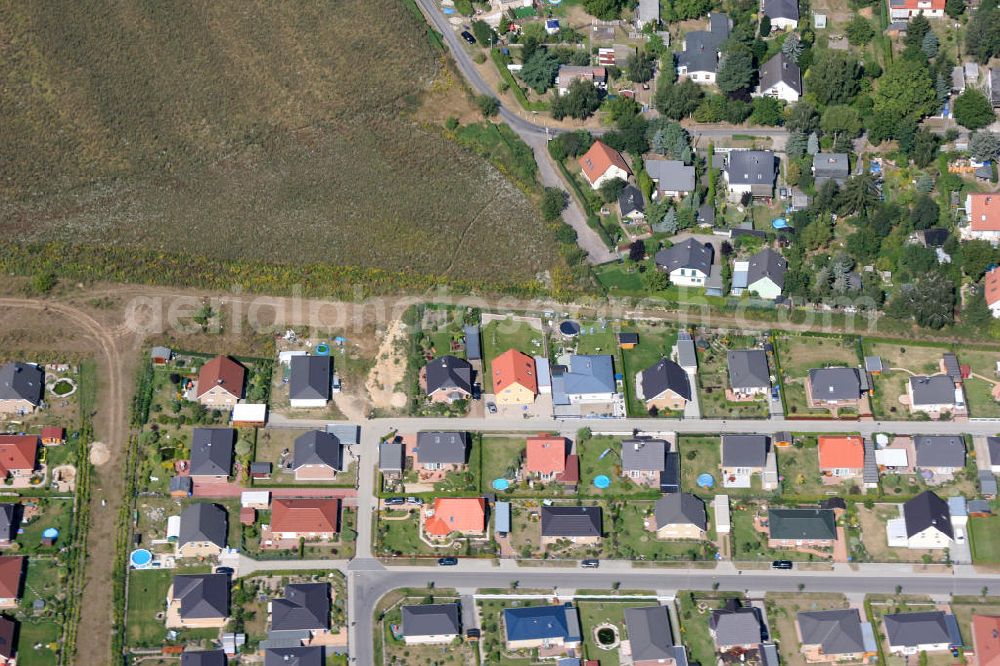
top-left (525, 435), bottom-right (570, 481)
top-left (492, 349), bottom-right (538, 405)
top-left (195, 355), bottom-right (246, 409)
top-left (268, 498), bottom-right (340, 542)
top-left (985, 267), bottom-right (1000, 319)
top-left (0, 436), bottom-right (38, 481)
top-left (818, 436), bottom-right (865, 482)
top-left (423, 498), bottom-right (486, 539)
top-left (973, 615), bottom-right (1000, 666)
top-left (962, 193), bottom-right (1000, 243)
top-left (578, 141), bottom-right (632, 190)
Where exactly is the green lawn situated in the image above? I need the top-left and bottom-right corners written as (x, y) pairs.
top-left (678, 593), bottom-right (742, 666)
top-left (776, 441), bottom-right (829, 498)
top-left (480, 318), bottom-right (546, 391)
top-left (608, 501), bottom-right (717, 562)
top-left (480, 435), bottom-right (526, 493)
top-left (971, 516), bottom-right (1000, 564)
top-left (578, 436), bottom-right (659, 498)
top-left (965, 377), bottom-right (1000, 418)
top-left (870, 371), bottom-right (913, 420)
top-left (375, 512), bottom-right (438, 557)
top-left (579, 600), bottom-right (659, 666)
top-left (16, 621), bottom-right (61, 666)
top-left (676, 435), bottom-right (766, 498)
top-left (594, 262), bottom-right (647, 296)
top-left (619, 326), bottom-right (678, 417)
top-left (125, 569), bottom-right (173, 647)
top-left (573, 324), bottom-right (618, 357)
top-left (731, 504), bottom-right (830, 562)
top-left (775, 334), bottom-right (861, 378)
top-left (696, 334), bottom-right (770, 419)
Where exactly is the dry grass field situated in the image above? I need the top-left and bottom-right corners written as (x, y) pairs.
top-left (0, 1), bottom-right (557, 286)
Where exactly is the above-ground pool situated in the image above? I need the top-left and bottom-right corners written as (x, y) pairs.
top-left (559, 320), bottom-right (581, 337)
top-left (492, 478), bottom-right (510, 491)
top-left (130, 549), bottom-right (153, 569)
top-left (41, 528), bottom-right (59, 541)
top-left (314, 343), bottom-right (331, 356)
top-left (593, 475), bottom-right (611, 489)
top-left (696, 473), bottom-right (715, 488)
top-left (772, 218), bottom-right (789, 229)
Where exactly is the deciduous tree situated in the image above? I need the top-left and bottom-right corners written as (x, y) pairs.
top-left (954, 88), bottom-right (996, 130)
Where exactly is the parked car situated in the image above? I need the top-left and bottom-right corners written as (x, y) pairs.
top-left (460, 30), bottom-right (476, 44)
top-left (406, 497), bottom-right (424, 506)
top-left (771, 560), bottom-right (793, 570)
top-left (384, 497), bottom-right (405, 506)
top-left (214, 567), bottom-right (234, 575)
top-left (438, 557), bottom-right (459, 566)
top-left (581, 559), bottom-right (600, 569)
top-left (466, 628), bottom-right (481, 641)
top-left (956, 531), bottom-right (966, 544)
top-left (486, 402), bottom-right (497, 414)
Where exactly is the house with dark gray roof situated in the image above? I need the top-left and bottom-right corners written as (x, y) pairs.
top-left (813, 153), bottom-right (850, 187)
top-left (401, 603), bottom-right (461, 644)
top-left (463, 325), bottom-right (482, 361)
top-left (270, 583), bottom-right (330, 635)
top-left (913, 435), bottom-right (965, 473)
top-left (710, 601), bottom-right (765, 651)
top-left (181, 651), bottom-right (227, 666)
top-left (724, 151), bottom-right (777, 201)
top-left (989, 437), bottom-right (1000, 472)
top-left (413, 432), bottom-right (468, 472)
top-left (292, 431), bottom-right (343, 481)
top-left (755, 52), bottom-right (801, 102)
top-left (263, 646), bottom-right (323, 666)
top-left (423, 355), bottom-right (472, 404)
top-left (901, 491), bottom-right (953, 549)
top-left (550, 355), bottom-right (617, 408)
top-left (618, 184), bottom-right (646, 220)
top-left (379, 438), bottom-right (404, 479)
top-left (289, 355), bottom-right (331, 408)
top-left (621, 438), bottom-right (668, 485)
top-left (654, 493), bottom-right (707, 539)
top-left (625, 606), bottom-right (683, 664)
top-left (168, 573), bottom-right (230, 628)
top-left (884, 611), bottom-right (959, 654)
top-left (761, 0), bottom-right (799, 28)
top-left (189, 428), bottom-right (235, 479)
top-left (767, 508), bottom-right (837, 547)
top-left (676, 13), bottom-right (731, 84)
top-left (0, 363), bottom-right (44, 415)
top-left (745, 248), bottom-right (787, 300)
top-left (727, 350), bottom-right (771, 397)
top-left (722, 435), bottom-right (769, 471)
top-left (907, 375), bottom-right (963, 417)
top-left (541, 506), bottom-right (602, 545)
top-left (797, 609), bottom-right (872, 660)
top-left (655, 239), bottom-right (714, 288)
top-left (636, 358), bottom-right (691, 413)
top-left (178, 503), bottom-right (228, 558)
top-left (0, 504), bottom-right (18, 545)
top-left (806, 368), bottom-right (864, 408)
top-left (646, 159), bottom-right (696, 199)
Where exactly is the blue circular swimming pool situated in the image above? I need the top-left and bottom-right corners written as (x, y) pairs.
top-left (594, 475), bottom-right (611, 489)
top-left (130, 549), bottom-right (153, 568)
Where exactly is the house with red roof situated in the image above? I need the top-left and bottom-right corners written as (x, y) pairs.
top-left (578, 141), bottom-right (632, 190)
top-left (818, 436), bottom-right (865, 482)
top-left (973, 615), bottom-right (1000, 666)
top-left (888, 0), bottom-right (944, 19)
top-left (195, 355), bottom-right (246, 409)
top-left (40, 426), bottom-right (64, 446)
top-left (423, 498), bottom-right (486, 539)
top-left (269, 498), bottom-right (340, 542)
top-left (962, 193), bottom-right (1000, 243)
top-left (0, 557), bottom-right (24, 609)
top-left (0, 436), bottom-right (38, 481)
top-left (985, 267), bottom-right (1000, 319)
top-left (492, 349), bottom-right (538, 406)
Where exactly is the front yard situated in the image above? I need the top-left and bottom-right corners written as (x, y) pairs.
top-left (970, 516), bottom-right (1000, 565)
top-left (607, 501), bottom-right (717, 562)
top-left (696, 332), bottom-right (770, 419)
top-left (764, 593), bottom-right (851, 666)
top-left (616, 325), bottom-right (678, 417)
top-left (776, 334), bottom-right (862, 418)
top-left (480, 317), bottom-right (546, 391)
top-left (374, 508), bottom-right (493, 559)
top-left (856, 504), bottom-right (946, 564)
top-left (378, 593), bottom-right (473, 666)
top-left (578, 599), bottom-right (659, 666)
top-left (731, 503), bottom-right (831, 562)
top-left (678, 592), bottom-right (745, 666)
top-left (578, 435), bottom-right (661, 499)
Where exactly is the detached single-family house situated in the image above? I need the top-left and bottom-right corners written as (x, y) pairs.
top-left (541, 505), bottom-right (602, 546)
top-left (556, 65), bottom-right (607, 96)
top-left (806, 368), bottom-right (864, 409)
top-left (961, 193), bottom-right (1000, 243)
top-left (289, 355), bottom-right (331, 408)
top-left (195, 355), bottom-right (245, 409)
top-left (618, 184), bottom-right (646, 221)
top-left (907, 376), bottom-right (963, 416)
top-left (0, 363), bottom-right (44, 415)
top-left (0, 558), bottom-right (23, 608)
top-left (724, 151), bottom-right (777, 202)
top-left (985, 267), bottom-right (1000, 318)
top-left (402, 603), bottom-right (461, 645)
top-left (646, 159), bottom-right (696, 199)
top-left (813, 153), bottom-right (850, 187)
top-left (189, 428), bottom-right (235, 480)
top-left (744, 248), bottom-right (787, 300)
top-left (0, 436), bottom-right (38, 480)
top-left (177, 503), bottom-right (228, 558)
top-left (167, 573), bottom-right (230, 629)
top-left (818, 436), bottom-right (865, 480)
top-left (676, 13), bottom-right (731, 84)
top-left (755, 52), bottom-right (801, 102)
top-left (721, 434), bottom-right (769, 486)
top-left (578, 140), bottom-right (631, 190)
top-left (625, 605), bottom-right (688, 666)
top-left (727, 350), bottom-right (771, 398)
top-left (761, 0), bottom-right (799, 28)
top-left (900, 490), bottom-right (953, 549)
top-left (263, 647), bottom-right (323, 666)
top-left (292, 431), bottom-right (343, 481)
top-left (888, 0), bottom-right (944, 20)
top-left (621, 438), bottom-right (668, 486)
top-left (270, 582), bottom-right (330, 638)
top-left (972, 615), bottom-right (1000, 666)
top-left (913, 435), bottom-right (966, 474)
top-left (710, 602), bottom-right (765, 651)
top-left (797, 609), bottom-right (876, 663)
top-left (503, 603), bottom-right (582, 651)
top-left (654, 238), bottom-right (714, 288)
top-left (413, 431), bottom-right (469, 472)
top-left (884, 611), bottom-right (959, 655)
top-left (767, 508), bottom-right (837, 548)
top-left (423, 497), bottom-right (486, 538)
top-left (492, 349), bottom-right (538, 405)
top-left (551, 355), bottom-right (617, 405)
top-left (525, 435), bottom-right (570, 482)
top-left (636, 358), bottom-right (691, 412)
top-left (269, 498), bottom-right (340, 541)
top-left (654, 492), bottom-right (708, 539)
top-left (423, 355), bottom-right (473, 404)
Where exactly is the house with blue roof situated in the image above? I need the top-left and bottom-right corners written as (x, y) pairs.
top-left (503, 603), bottom-right (582, 651)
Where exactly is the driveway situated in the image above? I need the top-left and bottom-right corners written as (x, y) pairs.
top-left (683, 369), bottom-right (702, 419)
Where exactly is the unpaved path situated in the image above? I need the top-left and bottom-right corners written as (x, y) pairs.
top-left (365, 318), bottom-right (409, 411)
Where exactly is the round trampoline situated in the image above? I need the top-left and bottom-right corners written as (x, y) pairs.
top-left (559, 320), bottom-right (581, 337)
top-left (593, 475), bottom-right (611, 489)
top-left (315, 343), bottom-right (331, 356)
top-left (696, 473), bottom-right (715, 488)
top-left (492, 478), bottom-right (511, 491)
top-left (130, 549), bottom-right (153, 569)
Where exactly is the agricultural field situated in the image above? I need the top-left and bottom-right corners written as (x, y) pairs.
top-left (0, 0), bottom-right (559, 288)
